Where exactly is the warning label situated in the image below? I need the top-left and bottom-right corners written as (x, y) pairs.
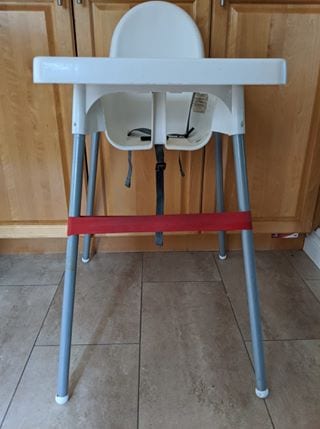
top-left (193, 93), bottom-right (208, 113)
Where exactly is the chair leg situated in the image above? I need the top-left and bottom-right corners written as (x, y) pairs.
top-left (214, 132), bottom-right (227, 260)
top-left (82, 132), bottom-right (100, 263)
top-left (232, 134), bottom-right (269, 399)
top-left (56, 134), bottom-right (85, 405)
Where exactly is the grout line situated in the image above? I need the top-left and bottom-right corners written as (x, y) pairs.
top-left (35, 342), bottom-right (140, 347)
top-left (137, 254), bottom-right (144, 429)
top-left (265, 403), bottom-right (275, 429)
top-left (141, 279), bottom-right (222, 284)
top-left (0, 272), bottom-right (63, 429)
top-left (0, 283), bottom-right (63, 288)
top-left (253, 338), bottom-right (320, 342)
top-left (244, 340), bottom-right (275, 429)
top-left (284, 251), bottom-right (320, 282)
top-left (211, 253), bottom-right (253, 359)
top-left (211, 252), bottom-right (276, 429)
top-left (284, 252), bottom-right (320, 307)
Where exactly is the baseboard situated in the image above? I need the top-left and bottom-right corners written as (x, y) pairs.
top-left (0, 233), bottom-right (305, 254)
top-left (303, 228), bottom-right (320, 269)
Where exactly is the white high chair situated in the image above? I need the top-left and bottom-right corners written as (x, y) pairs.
top-left (33, 0), bottom-right (286, 407)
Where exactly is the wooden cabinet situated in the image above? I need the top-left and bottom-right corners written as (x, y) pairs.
top-left (203, 0), bottom-right (320, 237)
top-left (0, 0), bottom-right (74, 231)
top-left (0, 0), bottom-right (319, 252)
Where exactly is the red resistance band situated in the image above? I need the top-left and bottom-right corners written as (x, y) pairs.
top-left (67, 211), bottom-right (252, 236)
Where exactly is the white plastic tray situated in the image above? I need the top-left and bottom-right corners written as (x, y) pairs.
top-left (33, 57), bottom-right (286, 88)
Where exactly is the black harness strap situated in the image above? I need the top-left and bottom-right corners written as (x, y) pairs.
top-left (155, 144), bottom-right (166, 246)
top-left (126, 91), bottom-right (195, 245)
top-left (124, 150), bottom-right (133, 188)
top-left (178, 152), bottom-right (185, 177)
top-left (127, 128), bottom-right (151, 140)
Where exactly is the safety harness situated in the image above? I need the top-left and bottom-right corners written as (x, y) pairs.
top-left (126, 94), bottom-right (195, 246)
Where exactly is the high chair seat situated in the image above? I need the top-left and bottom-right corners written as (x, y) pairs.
top-left (107, 0), bottom-right (205, 151)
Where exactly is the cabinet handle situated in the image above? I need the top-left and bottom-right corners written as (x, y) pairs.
top-left (76, 0), bottom-right (82, 4)
top-left (220, 0), bottom-right (225, 6)
top-left (57, 0), bottom-right (63, 5)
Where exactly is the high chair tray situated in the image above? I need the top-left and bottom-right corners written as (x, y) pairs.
top-left (33, 57), bottom-right (286, 87)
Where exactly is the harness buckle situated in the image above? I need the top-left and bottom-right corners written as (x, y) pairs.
top-left (156, 162), bottom-right (166, 172)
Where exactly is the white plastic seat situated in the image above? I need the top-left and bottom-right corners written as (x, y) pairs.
top-left (102, 1), bottom-right (213, 151)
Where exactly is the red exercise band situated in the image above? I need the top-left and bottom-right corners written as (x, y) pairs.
top-left (67, 211), bottom-right (252, 236)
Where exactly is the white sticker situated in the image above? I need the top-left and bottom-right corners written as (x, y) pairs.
top-left (193, 93), bottom-right (208, 113)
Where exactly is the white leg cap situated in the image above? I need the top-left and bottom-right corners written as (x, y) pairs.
top-left (218, 253), bottom-right (227, 261)
top-left (255, 388), bottom-right (269, 399)
top-left (82, 257), bottom-right (90, 264)
top-left (55, 394), bottom-right (69, 405)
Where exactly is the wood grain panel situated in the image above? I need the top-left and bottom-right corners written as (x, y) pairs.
top-left (0, 223), bottom-right (66, 238)
top-left (204, 2), bottom-right (320, 234)
top-left (0, 1), bottom-right (74, 224)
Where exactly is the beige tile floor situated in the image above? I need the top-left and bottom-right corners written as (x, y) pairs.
top-left (0, 250), bottom-right (319, 429)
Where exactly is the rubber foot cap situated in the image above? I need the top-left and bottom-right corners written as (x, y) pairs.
top-left (218, 253), bottom-right (227, 261)
top-left (55, 394), bottom-right (69, 405)
top-left (82, 257), bottom-right (90, 264)
top-left (255, 388), bottom-right (269, 399)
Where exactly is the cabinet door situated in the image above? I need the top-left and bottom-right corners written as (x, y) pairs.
top-left (0, 0), bottom-right (74, 228)
top-left (203, 1), bottom-right (320, 234)
top-left (73, 0), bottom-right (211, 219)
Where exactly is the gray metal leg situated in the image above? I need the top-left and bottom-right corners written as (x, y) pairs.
top-left (214, 132), bottom-right (226, 260)
top-left (232, 134), bottom-right (269, 399)
top-left (82, 132), bottom-right (100, 263)
top-left (55, 134), bottom-right (85, 405)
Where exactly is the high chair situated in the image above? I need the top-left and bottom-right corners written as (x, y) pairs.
top-left (33, 0), bottom-right (286, 406)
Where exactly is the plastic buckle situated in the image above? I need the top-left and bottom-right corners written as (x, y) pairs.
top-left (156, 162), bottom-right (166, 172)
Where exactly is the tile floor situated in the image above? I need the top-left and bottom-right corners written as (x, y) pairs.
top-left (0, 250), bottom-right (320, 428)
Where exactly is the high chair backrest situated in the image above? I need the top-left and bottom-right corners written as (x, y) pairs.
top-left (110, 1), bottom-right (204, 59)
top-left (103, 1), bottom-right (213, 151)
